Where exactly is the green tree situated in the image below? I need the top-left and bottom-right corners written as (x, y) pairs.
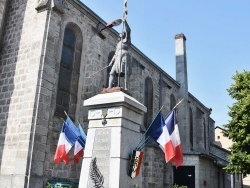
top-left (223, 70), bottom-right (250, 176)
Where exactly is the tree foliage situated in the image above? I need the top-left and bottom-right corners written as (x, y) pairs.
top-left (223, 70), bottom-right (250, 176)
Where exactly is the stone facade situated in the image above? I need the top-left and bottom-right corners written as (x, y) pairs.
top-left (0, 0), bottom-right (242, 187)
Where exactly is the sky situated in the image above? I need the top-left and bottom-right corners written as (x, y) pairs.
top-left (80, 0), bottom-right (250, 127)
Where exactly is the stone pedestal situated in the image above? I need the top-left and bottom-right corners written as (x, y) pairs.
top-left (79, 91), bottom-right (146, 188)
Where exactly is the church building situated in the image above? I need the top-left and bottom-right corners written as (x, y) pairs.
top-left (0, 0), bottom-right (242, 187)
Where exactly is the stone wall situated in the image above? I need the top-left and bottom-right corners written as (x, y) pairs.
top-left (199, 157), bottom-right (220, 187)
top-left (0, 0), bottom-right (52, 186)
top-left (0, 0), bottom-right (237, 187)
top-left (142, 146), bottom-right (172, 188)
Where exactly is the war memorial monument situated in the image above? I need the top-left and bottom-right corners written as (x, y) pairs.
top-left (0, 0), bottom-right (243, 187)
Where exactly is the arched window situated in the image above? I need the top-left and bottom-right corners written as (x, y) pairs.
top-left (56, 24), bottom-right (82, 116)
top-left (203, 118), bottom-right (206, 149)
top-left (189, 108), bottom-right (194, 148)
top-left (144, 77), bottom-right (153, 130)
top-left (170, 94), bottom-right (176, 110)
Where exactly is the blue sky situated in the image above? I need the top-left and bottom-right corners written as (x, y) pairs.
top-left (81, 0), bottom-right (250, 126)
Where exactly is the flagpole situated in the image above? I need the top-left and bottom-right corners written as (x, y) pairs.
top-left (64, 111), bottom-right (68, 117)
top-left (173, 99), bottom-right (184, 110)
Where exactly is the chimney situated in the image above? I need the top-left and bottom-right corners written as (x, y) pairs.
top-left (175, 33), bottom-right (188, 95)
top-left (175, 33), bottom-right (189, 152)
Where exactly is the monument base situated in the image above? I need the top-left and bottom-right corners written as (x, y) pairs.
top-left (101, 87), bottom-right (130, 95)
top-left (79, 91), bottom-right (146, 188)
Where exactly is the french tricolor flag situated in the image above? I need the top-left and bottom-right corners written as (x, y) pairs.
top-left (54, 122), bottom-right (75, 165)
top-left (146, 110), bottom-right (183, 168)
top-left (73, 124), bottom-right (86, 164)
top-left (65, 117), bottom-right (86, 164)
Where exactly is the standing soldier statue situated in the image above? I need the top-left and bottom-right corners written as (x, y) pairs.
top-left (89, 0), bottom-right (130, 91)
top-left (108, 20), bottom-right (131, 89)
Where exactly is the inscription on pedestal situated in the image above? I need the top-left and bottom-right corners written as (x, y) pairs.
top-left (88, 129), bottom-right (111, 187)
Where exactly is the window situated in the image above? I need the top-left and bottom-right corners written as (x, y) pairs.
top-left (56, 24), bottom-right (82, 116)
top-left (143, 77), bottom-right (153, 130)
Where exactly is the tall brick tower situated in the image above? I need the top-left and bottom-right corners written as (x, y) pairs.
top-left (175, 33), bottom-right (189, 153)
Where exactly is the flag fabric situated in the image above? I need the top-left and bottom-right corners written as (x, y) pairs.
top-left (146, 110), bottom-right (183, 168)
top-left (65, 116), bottom-right (86, 164)
top-left (74, 124), bottom-right (86, 164)
top-left (54, 122), bottom-right (75, 165)
top-left (128, 150), bottom-right (144, 178)
top-left (54, 116), bottom-right (86, 165)
top-left (74, 140), bottom-right (84, 164)
top-left (65, 116), bottom-right (79, 137)
top-left (165, 110), bottom-right (183, 167)
top-left (64, 118), bottom-right (78, 146)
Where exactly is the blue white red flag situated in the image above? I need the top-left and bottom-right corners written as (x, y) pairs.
top-left (65, 116), bottom-right (86, 164)
top-left (146, 110), bottom-right (183, 167)
top-left (54, 116), bottom-right (87, 164)
top-left (74, 124), bottom-right (86, 164)
top-left (54, 122), bottom-right (76, 165)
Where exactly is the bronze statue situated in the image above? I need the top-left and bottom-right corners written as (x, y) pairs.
top-left (108, 20), bottom-right (131, 88)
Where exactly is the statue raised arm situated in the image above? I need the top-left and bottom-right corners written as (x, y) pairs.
top-left (108, 21), bottom-right (131, 88)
